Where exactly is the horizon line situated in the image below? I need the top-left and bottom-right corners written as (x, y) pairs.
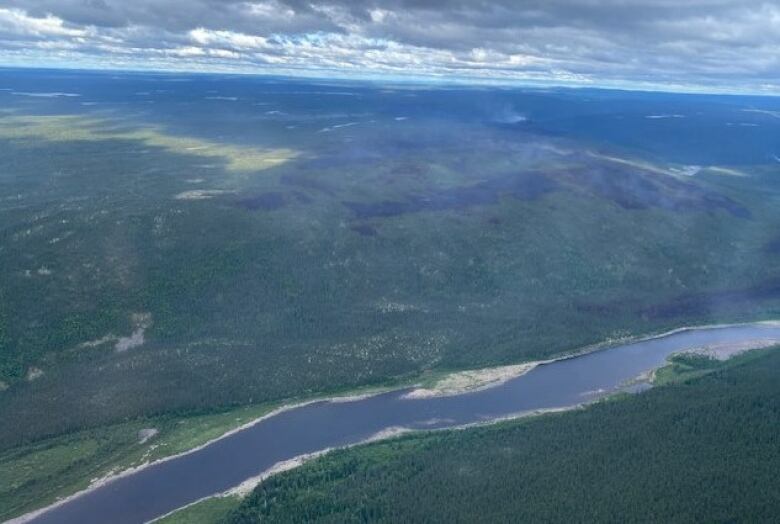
top-left (1, 62), bottom-right (778, 99)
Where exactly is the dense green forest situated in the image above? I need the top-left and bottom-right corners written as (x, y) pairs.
top-left (227, 348), bottom-right (780, 523)
top-left (3, 106), bottom-right (780, 453)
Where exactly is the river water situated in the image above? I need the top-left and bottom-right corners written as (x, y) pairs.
top-left (24, 323), bottom-right (780, 524)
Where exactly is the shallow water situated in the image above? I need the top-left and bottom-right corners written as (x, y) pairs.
top-left (26, 324), bottom-right (780, 524)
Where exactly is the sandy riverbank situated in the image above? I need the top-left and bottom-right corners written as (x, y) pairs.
top-left (680, 338), bottom-right (779, 360)
top-left (403, 362), bottom-right (539, 399)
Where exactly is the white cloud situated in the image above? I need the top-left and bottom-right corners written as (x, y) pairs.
top-left (189, 27), bottom-right (268, 50)
top-left (245, 1), bottom-right (295, 19)
top-left (0, 7), bottom-right (88, 38)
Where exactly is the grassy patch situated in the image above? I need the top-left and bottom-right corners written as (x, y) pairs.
top-left (652, 353), bottom-right (722, 385)
top-left (0, 403), bottom-right (275, 521)
top-left (653, 345), bottom-right (776, 386)
top-left (0, 115), bottom-right (297, 173)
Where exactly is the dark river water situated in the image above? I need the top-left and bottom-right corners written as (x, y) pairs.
top-left (23, 323), bottom-right (780, 524)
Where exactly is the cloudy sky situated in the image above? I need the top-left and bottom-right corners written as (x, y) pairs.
top-left (1, 1), bottom-right (779, 93)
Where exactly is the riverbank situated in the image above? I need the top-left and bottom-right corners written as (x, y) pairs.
top-left (405, 320), bottom-right (780, 400)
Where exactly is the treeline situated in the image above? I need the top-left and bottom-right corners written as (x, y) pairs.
top-left (227, 349), bottom-right (780, 523)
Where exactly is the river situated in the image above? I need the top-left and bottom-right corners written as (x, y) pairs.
top-left (20, 323), bottom-right (780, 524)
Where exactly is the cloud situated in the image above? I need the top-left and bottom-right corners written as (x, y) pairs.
top-left (0, 1), bottom-right (779, 92)
top-left (0, 7), bottom-right (89, 38)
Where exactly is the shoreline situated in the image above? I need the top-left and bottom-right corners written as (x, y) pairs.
top-left (11, 319), bottom-right (780, 523)
top-left (154, 403), bottom-right (590, 523)
top-left (156, 404), bottom-right (594, 523)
